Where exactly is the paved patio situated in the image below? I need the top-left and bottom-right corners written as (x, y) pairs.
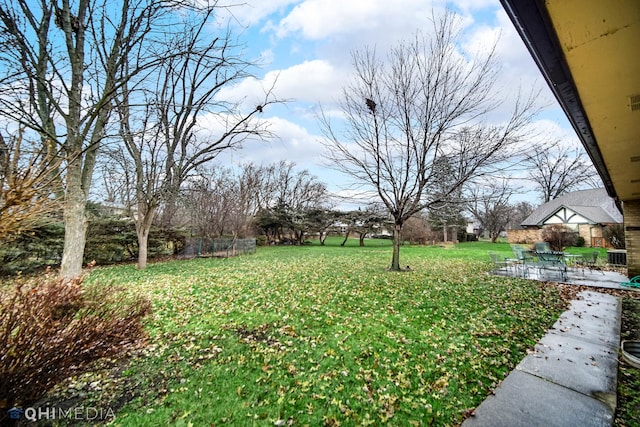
top-left (491, 264), bottom-right (638, 292)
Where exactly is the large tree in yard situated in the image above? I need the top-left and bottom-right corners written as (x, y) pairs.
top-left (320, 10), bottom-right (540, 270)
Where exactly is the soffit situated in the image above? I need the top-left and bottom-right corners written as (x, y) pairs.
top-left (544, 0), bottom-right (640, 201)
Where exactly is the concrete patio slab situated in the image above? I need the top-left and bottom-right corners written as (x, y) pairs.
top-left (461, 370), bottom-right (614, 427)
top-left (550, 293), bottom-right (621, 349)
top-left (491, 269), bottom-right (637, 292)
top-left (517, 333), bottom-right (618, 403)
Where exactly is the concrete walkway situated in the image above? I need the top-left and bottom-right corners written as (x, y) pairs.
top-left (567, 270), bottom-right (635, 291)
top-left (462, 290), bottom-right (621, 427)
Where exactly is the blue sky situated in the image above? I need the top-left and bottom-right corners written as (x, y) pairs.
top-left (208, 0), bottom-right (594, 207)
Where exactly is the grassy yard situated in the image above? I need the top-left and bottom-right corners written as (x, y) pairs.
top-left (45, 238), bottom-right (572, 426)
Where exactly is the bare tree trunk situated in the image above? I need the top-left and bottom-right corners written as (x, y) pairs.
top-left (341, 229), bottom-right (350, 246)
top-left (137, 228), bottom-right (150, 270)
top-left (60, 162), bottom-right (88, 279)
top-left (136, 202), bottom-right (157, 270)
top-left (359, 232), bottom-right (366, 247)
top-left (391, 223), bottom-right (402, 271)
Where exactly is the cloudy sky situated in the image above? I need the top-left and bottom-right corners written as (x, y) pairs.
top-left (208, 0), bottom-right (591, 206)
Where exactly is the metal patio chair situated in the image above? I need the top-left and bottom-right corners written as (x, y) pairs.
top-left (489, 251), bottom-right (512, 274)
top-left (508, 245), bottom-right (533, 277)
top-left (534, 241), bottom-right (551, 253)
top-left (536, 251), bottom-right (568, 281)
top-left (576, 251), bottom-right (604, 275)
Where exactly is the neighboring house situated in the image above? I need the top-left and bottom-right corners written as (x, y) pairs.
top-left (466, 220), bottom-right (481, 237)
top-left (509, 188), bottom-right (623, 247)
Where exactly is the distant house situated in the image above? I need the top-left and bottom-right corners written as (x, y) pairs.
top-left (509, 188), bottom-right (623, 247)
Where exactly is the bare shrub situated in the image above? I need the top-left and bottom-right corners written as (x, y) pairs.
top-left (0, 270), bottom-right (151, 409)
top-left (541, 224), bottom-right (578, 251)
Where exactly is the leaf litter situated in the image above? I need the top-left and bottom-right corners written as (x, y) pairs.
top-left (38, 245), bottom-right (627, 426)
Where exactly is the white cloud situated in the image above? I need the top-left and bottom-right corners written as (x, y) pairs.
top-left (272, 0), bottom-right (507, 45)
top-left (271, 60), bottom-right (347, 103)
top-left (213, 115), bottom-right (326, 167)
top-left (462, 22), bottom-right (501, 58)
top-left (527, 118), bottom-right (586, 149)
top-left (215, 0), bottom-right (301, 28)
top-left (275, 0), bottom-right (438, 41)
top-left (215, 59), bottom-right (347, 108)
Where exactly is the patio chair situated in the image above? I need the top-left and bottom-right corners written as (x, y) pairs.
top-left (621, 275), bottom-right (640, 289)
top-left (508, 245), bottom-right (532, 277)
top-left (511, 245), bottom-right (536, 262)
top-left (488, 251), bottom-right (512, 274)
top-left (576, 251), bottom-right (604, 275)
top-left (536, 251), bottom-right (568, 281)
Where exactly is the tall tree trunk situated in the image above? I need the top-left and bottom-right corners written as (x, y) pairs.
top-left (359, 232), bottom-right (366, 246)
top-left (137, 228), bottom-right (150, 270)
top-left (60, 161), bottom-right (88, 279)
top-left (391, 223), bottom-right (402, 271)
top-left (136, 203), bottom-right (157, 269)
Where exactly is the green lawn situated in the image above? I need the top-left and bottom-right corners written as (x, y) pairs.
top-left (76, 239), bottom-right (567, 426)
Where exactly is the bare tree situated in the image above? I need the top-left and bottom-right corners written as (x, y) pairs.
top-left (98, 145), bottom-right (136, 215)
top-left (402, 213), bottom-right (433, 245)
top-left (509, 201), bottom-right (534, 230)
top-left (467, 180), bottom-right (514, 243)
top-left (184, 166), bottom-right (253, 238)
top-left (253, 161), bottom-right (328, 244)
top-left (113, 9), bottom-right (279, 269)
top-left (237, 162), bottom-right (276, 217)
top-left (270, 161), bottom-right (327, 215)
top-left (0, 0), bottom-right (177, 278)
top-left (524, 140), bottom-right (601, 203)
top-left (320, 10), bottom-right (539, 270)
